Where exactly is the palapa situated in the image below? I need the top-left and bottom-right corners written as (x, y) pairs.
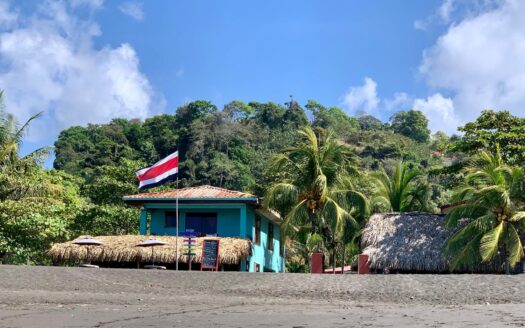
top-left (361, 212), bottom-right (453, 272)
top-left (48, 235), bottom-right (251, 265)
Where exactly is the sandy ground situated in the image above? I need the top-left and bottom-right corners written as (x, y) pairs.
top-left (0, 266), bottom-right (525, 327)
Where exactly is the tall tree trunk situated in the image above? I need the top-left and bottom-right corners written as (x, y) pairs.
top-left (307, 210), bottom-right (320, 235)
top-left (503, 244), bottom-right (510, 275)
top-left (332, 242), bottom-right (336, 275)
top-left (341, 244), bottom-right (345, 275)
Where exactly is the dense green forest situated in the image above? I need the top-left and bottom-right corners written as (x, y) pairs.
top-left (2, 95), bottom-right (525, 271)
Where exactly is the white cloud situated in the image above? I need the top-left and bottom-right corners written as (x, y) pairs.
top-left (0, 1), bottom-right (159, 142)
top-left (413, 93), bottom-right (459, 134)
top-left (341, 77), bottom-right (379, 114)
top-left (384, 92), bottom-right (412, 112)
top-left (70, 0), bottom-right (104, 9)
top-left (414, 0), bottom-right (456, 31)
top-left (419, 0), bottom-right (525, 126)
top-left (438, 0), bottom-right (454, 23)
top-left (0, 1), bottom-right (17, 28)
top-left (118, 1), bottom-right (144, 21)
top-left (413, 20), bottom-right (427, 31)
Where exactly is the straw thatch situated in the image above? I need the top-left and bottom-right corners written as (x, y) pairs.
top-left (48, 235), bottom-right (251, 265)
top-left (361, 212), bottom-right (453, 272)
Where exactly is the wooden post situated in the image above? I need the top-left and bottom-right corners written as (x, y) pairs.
top-left (358, 254), bottom-right (369, 274)
top-left (310, 252), bottom-right (324, 274)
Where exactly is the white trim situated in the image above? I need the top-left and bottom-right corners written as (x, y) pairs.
top-left (138, 167), bottom-right (178, 189)
top-left (136, 151), bottom-right (178, 178)
top-left (152, 150), bottom-right (178, 167)
top-left (255, 208), bottom-right (282, 225)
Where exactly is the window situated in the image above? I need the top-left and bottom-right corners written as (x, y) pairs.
top-left (267, 222), bottom-right (274, 251)
top-left (165, 212), bottom-right (177, 228)
top-left (254, 215), bottom-right (261, 245)
top-left (185, 213), bottom-right (217, 236)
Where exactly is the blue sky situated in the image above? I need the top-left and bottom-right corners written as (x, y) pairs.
top-left (2, 0), bottom-right (524, 161)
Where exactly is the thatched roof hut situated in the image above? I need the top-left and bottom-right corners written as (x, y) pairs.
top-left (48, 235), bottom-right (251, 265)
top-left (361, 212), bottom-right (453, 272)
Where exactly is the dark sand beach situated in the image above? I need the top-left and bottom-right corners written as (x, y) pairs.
top-left (1, 265), bottom-right (525, 327)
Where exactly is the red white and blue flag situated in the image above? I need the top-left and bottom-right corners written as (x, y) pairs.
top-left (136, 150), bottom-right (179, 191)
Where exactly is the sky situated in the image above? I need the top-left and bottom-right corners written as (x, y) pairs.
top-left (2, 0), bottom-right (525, 160)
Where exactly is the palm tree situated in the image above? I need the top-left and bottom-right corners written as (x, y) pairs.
top-left (444, 147), bottom-right (525, 273)
top-left (0, 92), bottom-right (51, 201)
top-left (372, 161), bottom-right (430, 212)
top-left (264, 127), bottom-right (368, 256)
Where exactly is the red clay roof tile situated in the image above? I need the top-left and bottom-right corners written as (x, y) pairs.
top-left (123, 185), bottom-right (257, 200)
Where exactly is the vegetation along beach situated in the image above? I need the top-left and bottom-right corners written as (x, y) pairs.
top-left (2, 1), bottom-right (525, 327)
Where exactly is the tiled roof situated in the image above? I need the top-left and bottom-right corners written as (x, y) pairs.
top-left (123, 185), bottom-right (258, 201)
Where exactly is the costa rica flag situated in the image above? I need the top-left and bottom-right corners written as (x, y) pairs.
top-left (136, 150), bottom-right (179, 191)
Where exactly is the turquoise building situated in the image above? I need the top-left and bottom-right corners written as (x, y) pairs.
top-left (123, 185), bottom-right (285, 272)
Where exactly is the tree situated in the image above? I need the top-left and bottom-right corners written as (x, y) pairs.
top-left (453, 110), bottom-right (525, 166)
top-left (389, 110), bottom-right (430, 143)
top-left (283, 98), bottom-right (308, 128)
top-left (251, 101), bottom-right (287, 128)
top-left (223, 100), bottom-right (255, 121)
top-left (444, 147), bottom-right (525, 273)
top-left (306, 100), bottom-right (359, 137)
top-left (264, 127), bottom-right (368, 253)
top-left (54, 120), bottom-right (142, 175)
top-left (372, 161), bottom-right (431, 212)
top-left (83, 158), bottom-right (144, 205)
top-left (358, 114), bottom-right (384, 131)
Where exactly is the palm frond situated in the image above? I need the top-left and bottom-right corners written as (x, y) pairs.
top-left (505, 224), bottom-right (524, 267)
top-left (479, 221), bottom-right (504, 262)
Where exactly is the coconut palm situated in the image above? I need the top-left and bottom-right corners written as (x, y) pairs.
top-left (0, 92), bottom-right (51, 201)
top-left (372, 161), bottom-right (430, 212)
top-left (264, 126), bottom-right (368, 252)
top-left (444, 147), bottom-right (525, 273)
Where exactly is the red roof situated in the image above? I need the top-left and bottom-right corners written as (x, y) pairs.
top-left (123, 185), bottom-right (258, 201)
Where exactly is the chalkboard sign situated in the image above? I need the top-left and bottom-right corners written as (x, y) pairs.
top-left (201, 239), bottom-right (220, 271)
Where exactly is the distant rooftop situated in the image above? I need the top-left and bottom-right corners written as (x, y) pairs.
top-left (123, 185), bottom-right (258, 203)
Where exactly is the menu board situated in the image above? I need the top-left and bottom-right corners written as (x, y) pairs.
top-left (201, 239), bottom-right (220, 271)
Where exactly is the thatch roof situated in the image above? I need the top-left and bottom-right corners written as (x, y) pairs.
top-left (48, 235), bottom-right (251, 265)
top-left (361, 212), bottom-right (453, 272)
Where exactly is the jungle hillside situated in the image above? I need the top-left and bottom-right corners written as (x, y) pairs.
top-left (2, 96), bottom-right (525, 271)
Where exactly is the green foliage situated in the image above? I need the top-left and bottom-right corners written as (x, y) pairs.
top-left (444, 147), bottom-right (525, 272)
top-left (264, 127), bottom-right (368, 251)
top-left (307, 100), bottom-right (359, 137)
top-left (389, 110), bottom-right (430, 143)
top-left (0, 200), bottom-right (73, 264)
top-left (7, 94), bottom-right (525, 273)
top-left (452, 110), bottom-right (525, 166)
top-left (0, 101), bottom-right (141, 264)
top-left (346, 130), bottom-right (440, 170)
top-left (371, 161), bottom-right (432, 212)
top-left (70, 204), bottom-right (139, 237)
top-left (358, 114), bottom-right (385, 131)
top-left (83, 158), bottom-right (144, 204)
top-left (54, 120), bottom-right (146, 176)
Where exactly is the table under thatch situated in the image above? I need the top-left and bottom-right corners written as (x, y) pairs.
top-left (48, 235), bottom-right (251, 265)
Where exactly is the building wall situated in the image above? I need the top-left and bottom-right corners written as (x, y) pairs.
top-left (140, 203), bottom-right (284, 272)
top-left (149, 207), bottom-right (240, 237)
top-left (247, 207), bottom-right (285, 273)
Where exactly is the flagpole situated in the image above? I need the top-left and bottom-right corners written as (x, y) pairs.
top-left (176, 172), bottom-right (179, 271)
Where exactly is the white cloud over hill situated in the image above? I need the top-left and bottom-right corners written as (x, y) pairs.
top-left (343, 0), bottom-right (525, 135)
top-left (0, 0), bottom-right (158, 142)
